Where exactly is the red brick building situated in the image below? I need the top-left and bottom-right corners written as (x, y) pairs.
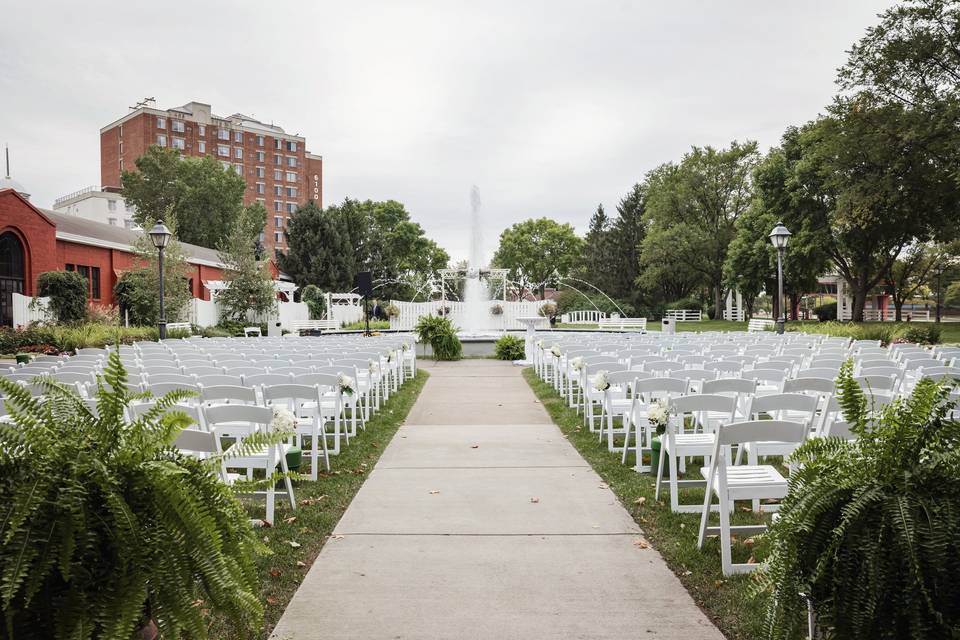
top-left (100, 100), bottom-right (323, 254)
top-left (0, 188), bottom-right (226, 326)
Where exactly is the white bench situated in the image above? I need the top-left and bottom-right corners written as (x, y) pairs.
top-left (291, 320), bottom-right (340, 334)
top-left (561, 310), bottom-right (607, 324)
top-left (243, 326), bottom-right (262, 337)
top-left (747, 318), bottom-right (775, 332)
top-left (598, 317), bottom-right (647, 331)
top-left (165, 322), bottom-right (192, 334)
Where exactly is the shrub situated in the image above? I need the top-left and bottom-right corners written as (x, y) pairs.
top-left (85, 303), bottom-right (119, 325)
top-left (857, 323), bottom-right (896, 345)
top-left (490, 303), bottom-right (503, 316)
top-left (37, 271), bottom-right (88, 324)
top-left (897, 324), bottom-right (942, 345)
top-left (114, 267), bottom-right (191, 326)
top-left (757, 362), bottom-right (960, 639)
top-left (414, 315), bottom-right (462, 360)
top-left (0, 352), bottom-right (265, 637)
top-left (538, 302), bottom-right (558, 318)
top-left (666, 297), bottom-right (703, 311)
top-left (494, 334), bottom-right (525, 360)
top-left (299, 285), bottom-right (325, 320)
top-left (384, 303), bottom-right (400, 318)
top-left (814, 301), bottom-right (838, 321)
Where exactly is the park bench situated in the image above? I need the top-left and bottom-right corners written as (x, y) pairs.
top-left (747, 318), bottom-right (775, 332)
top-left (165, 322), bottom-right (192, 335)
top-left (598, 317), bottom-right (647, 331)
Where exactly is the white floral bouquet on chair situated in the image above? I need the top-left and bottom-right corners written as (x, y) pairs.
top-left (368, 359), bottom-right (379, 373)
top-left (550, 344), bottom-right (562, 358)
top-left (592, 370), bottom-right (610, 392)
top-left (536, 339), bottom-right (544, 349)
top-left (271, 406), bottom-right (298, 434)
top-left (570, 357), bottom-right (584, 371)
top-left (647, 399), bottom-right (669, 436)
top-left (337, 373), bottom-right (355, 396)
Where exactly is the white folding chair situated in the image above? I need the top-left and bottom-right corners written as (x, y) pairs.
top-left (262, 383), bottom-right (331, 479)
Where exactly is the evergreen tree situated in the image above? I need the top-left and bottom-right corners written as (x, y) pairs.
top-left (216, 203), bottom-right (276, 323)
top-left (577, 203), bottom-right (615, 293)
top-left (276, 201), bottom-right (357, 291)
top-left (608, 184), bottom-right (647, 304)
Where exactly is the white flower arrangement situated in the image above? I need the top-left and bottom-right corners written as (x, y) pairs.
top-left (570, 357), bottom-right (584, 371)
top-left (536, 339), bottom-right (544, 349)
top-left (271, 406), bottom-right (298, 433)
top-left (550, 344), bottom-right (562, 358)
top-left (402, 342), bottom-right (410, 351)
top-left (337, 373), bottom-right (355, 396)
top-left (368, 359), bottom-right (379, 373)
top-left (647, 399), bottom-right (670, 435)
top-left (592, 369), bottom-right (611, 392)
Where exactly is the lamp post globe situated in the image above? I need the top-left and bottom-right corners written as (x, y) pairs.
top-left (148, 222), bottom-right (173, 339)
top-left (768, 221), bottom-right (791, 335)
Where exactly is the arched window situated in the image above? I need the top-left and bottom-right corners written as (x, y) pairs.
top-left (0, 232), bottom-right (26, 326)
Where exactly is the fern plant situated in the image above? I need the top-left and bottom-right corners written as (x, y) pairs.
top-left (0, 350), bottom-right (264, 639)
top-left (757, 361), bottom-right (960, 639)
top-left (414, 315), bottom-right (462, 361)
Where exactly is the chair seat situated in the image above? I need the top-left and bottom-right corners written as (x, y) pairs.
top-left (702, 464), bottom-right (788, 501)
top-left (742, 440), bottom-right (801, 458)
top-left (664, 433), bottom-right (716, 456)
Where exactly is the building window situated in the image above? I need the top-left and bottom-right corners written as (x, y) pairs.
top-left (156, 134), bottom-right (167, 147)
top-left (286, 186), bottom-right (298, 198)
top-left (108, 217), bottom-right (117, 226)
top-left (218, 128), bottom-right (230, 140)
top-left (286, 140), bottom-right (297, 152)
top-left (274, 154), bottom-right (282, 165)
top-left (275, 216), bottom-right (283, 228)
top-left (286, 202), bottom-right (296, 213)
top-left (256, 182), bottom-right (265, 194)
top-left (172, 120), bottom-right (185, 133)
top-left (198, 141), bottom-right (206, 154)
top-left (107, 200), bottom-right (117, 211)
top-left (274, 201), bottom-right (282, 212)
top-left (119, 142), bottom-right (123, 154)
top-left (234, 131), bottom-right (243, 143)
top-left (234, 147), bottom-right (243, 159)
top-left (172, 137), bottom-right (185, 150)
top-left (274, 139), bottom-right (282, 150)
top-left (286, 171), bottom-right (297, 182)
top-left (255, 166), bottom-right (265, 178)
top-left (156, 117), bottom-right (166, 129)
top-left (256, 135), bottom-right (265, 146)
top-left (217, 144), bottom-right (229, 157)
top-left (256, 198), bottom-right (265, 206)
top-left (198, 125), bottom-right (205, 137)
top-left (234, 164), bottom-right (243, 175)
top-left (124, 219), bottom-right (135, 229)
top-left (286, 156), bottom-right (297, 168)
top-left (256, 151), bottom-right (265, 162)
top-left (273, 169), bottom-right (282, 181)
top-left (274, 231), bottom-right (283, 243)
top-left (273, 185), bottom-right (282, 197)
top-left (220, 161), bottom-right (231, 171)
top-left (67, 264), bottom-right (101, 300)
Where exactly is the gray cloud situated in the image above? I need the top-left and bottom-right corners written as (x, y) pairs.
top-left (0, 0), bottom-right (893, 263)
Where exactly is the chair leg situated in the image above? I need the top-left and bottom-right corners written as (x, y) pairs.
top-left (654, 444), bottom-right (667, 500)
top-left (719, 493), bottom-right (733, 576)
top-left (668, 447), bottom-right (680, 513)
top-left (697, 479), bottom-right (713, 548)
top-left (621, 419), bottom-right (632, 465)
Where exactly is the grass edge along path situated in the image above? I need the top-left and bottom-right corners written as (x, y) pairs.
top-left (522, 368), bottom-right (770, 640)
top-left (209, 369), bottom-right (430, 639)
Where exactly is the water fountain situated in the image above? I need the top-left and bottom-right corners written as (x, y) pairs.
top-left (460, 186), bottom-right (489, 335)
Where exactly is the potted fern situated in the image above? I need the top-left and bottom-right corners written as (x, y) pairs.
top-left (757, 362), bottom-right (960, 639)
top-left (0, 351), bottom-right (266, 639)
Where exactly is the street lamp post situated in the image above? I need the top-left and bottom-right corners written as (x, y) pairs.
top-left (148, 222), bottom-right (173, 340)
top-left (768, 221), bottom-right (792, 335)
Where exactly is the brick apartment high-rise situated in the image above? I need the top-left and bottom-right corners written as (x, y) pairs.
top-left (100, 99), bottom-right (322, 254)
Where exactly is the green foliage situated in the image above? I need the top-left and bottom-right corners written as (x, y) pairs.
top-left (757, 362), bottom-right (960, 639)
top-left (339, 319), bottom-right (390, 331)
top-left (0, 351), bottom-right (264, 637)
top-left (300, 285), bottom-right (326, 320)
top-left (665, 297), bottom-right (703, 311)
top-left (115, 224), bottom-right (192, 326)
top-left (121, 146), bottom-right (247, 249)
top-left (217, 203), bottom-right (276, 323)
top-left (538, 302), bottom-right (558, 318)
top-left (0, 324), bottom-right (159, 354)
top-left (494, 334), bottom-right (525, 360)
top-left (36, 271), bottom-right (87, 324)
top-left (898, 324), bottom-right (942, 346)
top-left (414, 315), bottom-right (462, 361)
top-left (491, 217), bottom-right (582, 299)
top-left (814, 301), bottom-right (837, 321)
top-left (788, 321), bottom-right (899, 345)
top-left (553, 289), bottom-right (634, 319)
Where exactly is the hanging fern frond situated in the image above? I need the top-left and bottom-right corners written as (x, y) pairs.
top-left (755, 362), bottom-right (960, 639)
top-left (0, 348), bottom-right (263, 638)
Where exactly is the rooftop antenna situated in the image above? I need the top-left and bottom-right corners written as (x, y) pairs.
top-left (4, 144), bottom-right (9, 179)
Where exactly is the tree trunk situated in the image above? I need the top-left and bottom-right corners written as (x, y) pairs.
top-left (894, 300), bottom-right (903, 322)
top-left (851, 281), bottom-right (869, 322)
top-left (714, 286), bottom-right (723, 321)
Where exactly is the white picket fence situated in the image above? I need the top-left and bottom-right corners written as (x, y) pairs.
top-left (389, 300), bottom-right (544, 331)
top-left (186, 296), bottom-right (312, 332)
top-left (12, 293), bottom-right (51, 327)
top-left (664, 309), bottom-right (702, 322)
top-left (561, 310), bottom-right (607, 324)
top-left (862, 308), bottom-right (932, 322)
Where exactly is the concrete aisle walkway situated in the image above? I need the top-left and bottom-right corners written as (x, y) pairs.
top-left (270, 360), bottom-right (723, 640)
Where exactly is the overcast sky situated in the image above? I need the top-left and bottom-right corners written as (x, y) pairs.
top-left (0, 1), bottom-right (893, 264)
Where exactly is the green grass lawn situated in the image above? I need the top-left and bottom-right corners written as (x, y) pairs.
top-left (208, 369), bottom-right (429, 638)
top-left (523, 368), bottom-right (776, 640)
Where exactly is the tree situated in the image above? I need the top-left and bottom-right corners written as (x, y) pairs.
top-left (491, 218), bottom-right (583, 299)
top-left (636, 224), bottom-right (705, 306)
top-left (216, 203), bottom-right (276, 323)
top-left (37, 271), bottom-right (88, 324)
top-left (121, 146), bottom-right (246, 248)
top-left (642, 141), bottom-right (760, 318)
top-left (576, 203), bottom-right (615, 294)
top-left (887, 242), bottom-right (960, 321)
top-left (607, 185), bottom-right (648, 304)
top-left (276, 201), bottom-right (356, 291)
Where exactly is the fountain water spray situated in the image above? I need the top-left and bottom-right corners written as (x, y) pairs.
top-left (461, 185), bottom-right (489, 334)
